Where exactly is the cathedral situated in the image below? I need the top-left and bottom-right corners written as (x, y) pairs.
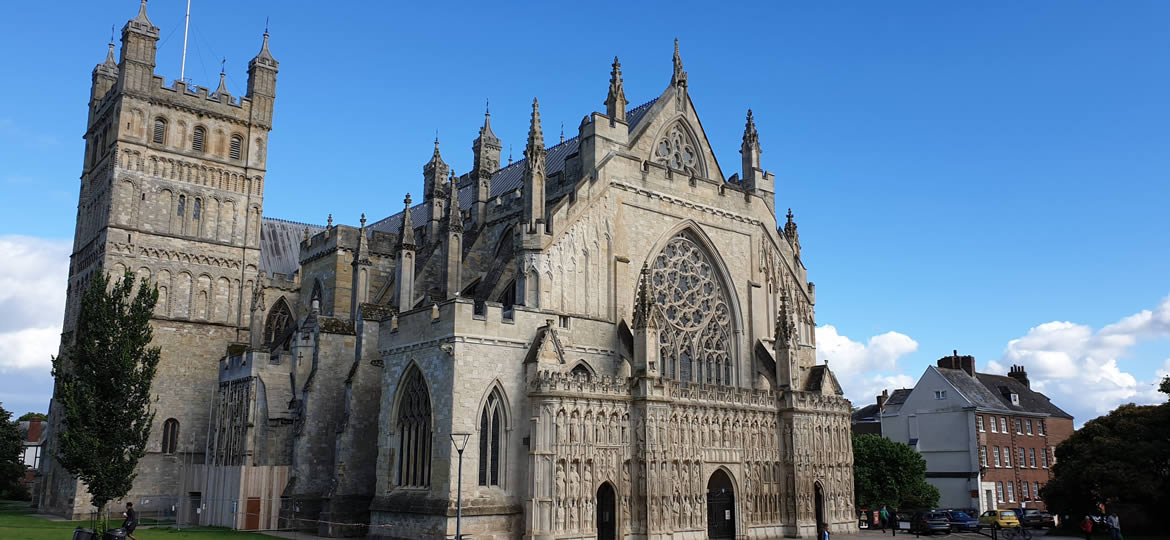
top-left (41, 2), bottom-right (857, 539)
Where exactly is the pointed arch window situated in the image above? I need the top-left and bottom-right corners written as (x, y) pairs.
top-left (230, 135), bottom-right (243, 160)
top-left (478, 390), bottom-right (506, 487)
top-left (264, 298), bottom-right (294, 350)
top-left (396, 366), bottom-right (432, 487)
top-left (648, 232), bottom-right (734, 385)
top-left (153, 118), bottom-right (167, 145)
top-left (192, 126), bottom-right (206, 152)
top-left (161, 418), bottom-right (179, 454)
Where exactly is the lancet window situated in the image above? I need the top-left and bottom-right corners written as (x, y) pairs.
top-left (650, 233), bottom-right (734, 385)
top-left (478, 390), bottom-right (505, 487)
top-left (396, 366), bottom-right (432, 487)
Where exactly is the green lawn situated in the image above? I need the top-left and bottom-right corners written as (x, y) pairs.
top-left (0, 501), bottom-right (270, 540)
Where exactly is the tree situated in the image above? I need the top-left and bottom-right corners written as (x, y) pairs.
top-left (51, 270), bottom-right (159, 523)
top-left (18, 412), bottom-right (47, 422)
top-left (1041, 402), bottom-right (1170, 530)
top-left (1159, 375), bottom-right (1169, 398)
top-left (0, 402), bottom-right (27, 500)
top-left (852, 434), bottom-right (940, 510)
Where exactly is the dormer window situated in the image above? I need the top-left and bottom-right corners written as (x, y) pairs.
top-left (1010, 393), bottom-right (1020, 405)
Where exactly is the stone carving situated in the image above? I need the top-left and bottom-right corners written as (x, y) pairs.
top-left (650, 234), bottom-right (733, 384)
top-left (654, 122), bottom-right (701, 176)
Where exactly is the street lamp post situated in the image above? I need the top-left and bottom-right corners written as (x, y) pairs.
top-left (451, 432), bottom-right (471, 540)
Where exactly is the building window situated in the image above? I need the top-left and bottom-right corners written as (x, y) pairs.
top-left (161, 418), bottom-right (179, 454)
top-left (996, 482), bottom-right (1004, 502)
top-left (934, 390), bottom-right (946, 400)
top-left (193, 126), bottom-right (206, 152)
top-left (1035, 481), bottom-right (1041, 499)
top-left (1037, 420), bottom-right (1045, 435)
top-left (1010, 393), bottom-right (1020, 405)
top-left (1007, 481), bottom-right (1015, 502)
top-left (1026, 419), bottom-right (1033, 435)
top-left (977, 415), bottom-right (985, 432)
top-left (1003, 446), bottom-right (1011, 467)
top-left (1015, 419), bottom-right (1023, 434)
top-left (193, 198), bottom-right (201, 220)
top-left (153, 118), bottom-right (167, 144)
top-left (396, 366), bottom-right (432, 487)
top-left (478, 390), bottom-right (505, 487)
top-left (177, 195), bottom-right (186, 217)
top-left (1041, 448), bottom-right (1049, 468)
top-left (979, 446), bottom-right (988, 467)
top-left (993, 447), bottom-right (1001, 467)
top-left (230, 135), bottom-right (243, 160)
top-left (1019, 448), bottom-right (1026, 467)
top-left (1029, 447), bottom-right (1037, 467)
top-left (1000, 417), bottom-right (1008, 432)
top-left (570, 364), bottom-right (592, 381)
top-left (1022, 481), bottom-right (1030, 500)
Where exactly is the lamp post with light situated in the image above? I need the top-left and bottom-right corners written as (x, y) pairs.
top-left (451, 432), bottom-right (471, 540)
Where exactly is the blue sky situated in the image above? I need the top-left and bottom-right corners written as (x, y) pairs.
top-left (1, 1), bottom-right (1167, 423)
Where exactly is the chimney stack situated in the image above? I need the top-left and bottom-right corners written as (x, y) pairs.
top-left (937, 350), bottom-right (976, 377)
top-left (1008, 364), bottom-right (1030, 388)
top-left (877, 389), bottom-right (889, 410)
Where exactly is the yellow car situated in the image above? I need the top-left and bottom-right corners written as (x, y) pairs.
top-left (979, 509), bottom-right (1021, 529)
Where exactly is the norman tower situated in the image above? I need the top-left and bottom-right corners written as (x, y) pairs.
top-left (41, 0), bottom-right (278, 517)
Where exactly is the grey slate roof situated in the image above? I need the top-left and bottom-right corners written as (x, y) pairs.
top-left (975, 373), bottom-right (1073, 419)
top-left (259, 217), bottom-right (324, 276)
top-left (881, 388), bottom-right (913, 415)
top-left (853, 403), bottom-right (881, 423)
top-left (368, 98), bottom-right (659, 236)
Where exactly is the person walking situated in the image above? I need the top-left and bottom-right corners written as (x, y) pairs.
top-left (122, 501), bottom-right (138, 540)
top-left (1079, 515), bottom-right (1093, 540)
top-left (819, 522), bottom-right (831, 540)
top-left (880, 506), bottom-right (889, 532)
top-left (1106, 512), bottom-right (1121, 540)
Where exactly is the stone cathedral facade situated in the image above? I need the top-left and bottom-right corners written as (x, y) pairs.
top-left (42, 3), bottom-right (857, 539)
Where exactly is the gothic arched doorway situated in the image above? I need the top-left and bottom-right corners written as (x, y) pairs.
top-left (596, 482), bottom-right (616, 540)
top-left (814, 482), bottom-right (825, 529)
top-left (707, 469), bottom-right (735, 539)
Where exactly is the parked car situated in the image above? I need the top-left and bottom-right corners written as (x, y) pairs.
top-left (1012, 508), bottom-right (1045, 528)
top-left (979, 509), bottom-right (1020, 529)
top-left (911, 511), bottom-right (953, 535)
top-left (1037, 512), bottom-right (1055, 528)
top-left (945, 510), bottom-right (980, 532)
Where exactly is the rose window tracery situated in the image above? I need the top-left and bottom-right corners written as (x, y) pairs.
top-left (654, 123), bottom-right (701, 176)
top-left (650, 234), bottom-right (733, 385)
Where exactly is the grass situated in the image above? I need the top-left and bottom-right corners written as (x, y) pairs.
top-left (0, 500), bottom-right (273, 540)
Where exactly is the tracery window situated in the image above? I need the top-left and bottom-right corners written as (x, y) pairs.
top-left (653, 122), bottom-right (701, 176)
top-left (649, 233), bottom-right (733, 385)
top-left (478, 391), bottom-right (505, 487)
top-left (396, 366), bottom-right (432, 487)
top-left (264, 298), bottom-right (294, 349)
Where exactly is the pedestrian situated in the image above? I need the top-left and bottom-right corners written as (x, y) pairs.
top-left (891, 509), bottom-right (897, 536)
top-left (1079, 515), bottom-right (1093, 540)
top-left (122, 501), bottom-right (138, 540)
top-left (880, 506), bottom-right (889, 531)
top-left (1106, 512), bottom-right (1121, 540)
top-left (820, 522), bottom-right (831, 540)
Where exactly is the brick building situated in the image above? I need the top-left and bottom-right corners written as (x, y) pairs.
top-left (882, 353), bottom-right (1073, 513)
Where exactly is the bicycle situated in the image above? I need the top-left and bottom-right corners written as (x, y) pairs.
top-left (999, 525), bottom-right (1033, 540)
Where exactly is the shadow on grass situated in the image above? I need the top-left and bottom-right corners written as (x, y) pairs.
top-left (0, 500), bottom-right (271, 539)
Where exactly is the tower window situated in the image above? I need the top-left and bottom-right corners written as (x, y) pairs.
top-left (177, 195), bottom-right (186, 217)
top-left (396, 366), bottom-right (432, 487)
top-left (193, 198), bottom-right (201, 220)
top-left (230, 135), bottom-right (243, 160)
top-left (193, 126), bottom-right (206, 152)
top-left (478, 391), bottom-right (506, 487)
top-left (153, 118), bottom-right (167, 145)
top-left (161, 418), bottom-right (179, 454)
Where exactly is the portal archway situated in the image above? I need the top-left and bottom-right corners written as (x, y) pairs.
top-left (814, 482), bottom-right (825, 529)
top-left (707, 469), bottom-right (735, 539)
top-left (596, 482), bottom-right (616, 540)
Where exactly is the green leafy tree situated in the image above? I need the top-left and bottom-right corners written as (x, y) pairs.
top-left (852, 434), bottom-right (940, 510)
top-left (1041, 402), bottom-right (1170, 529)
top-left (1159, 375), bottom-right (1170, 398)
top-left (51, 271), bottom-right (159, 523)
top-left (18, 412), bottom-right (48, 422)
top-left (0, 403), bottom-right (27, 500)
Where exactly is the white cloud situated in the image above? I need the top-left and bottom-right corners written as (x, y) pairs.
top-left (816, 325), bottom-right (919, 404)
top-left (996, 295), bottom-right (1170, 420)
top-left (0, 235), bottom-right (69, 373)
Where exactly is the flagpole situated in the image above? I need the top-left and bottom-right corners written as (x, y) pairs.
top-left (180, 0), bottom-right (192, 82)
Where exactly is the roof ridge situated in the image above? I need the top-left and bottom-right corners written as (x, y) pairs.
top-left (263, 216), bottom-right (326, 229)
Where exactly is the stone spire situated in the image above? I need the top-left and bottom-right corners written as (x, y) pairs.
top-left (605, 56), bottom-right (628, 123)
top-left (423, 138), bottom-right (449, 240)
top-left (119, 0), bottom-right (159, 94)
top-left (129, 0), bottom-right (155, 31)
top-left (632, 263), bottom-right (656, 330)
top-left (351, 212), bottom-right (371, 319)
top-left (671, 38), bottom-right (687, 88)
top-left (92, 37), bottom-right (120, 102)
top-left (522, 98), bottom-right (547, 234)
top-left (445, 171), bottom-right (463, 234)
top-left (472, 100), bottom-right (501, 227)
top-left (213, 65), bottom-right (230, 99)
top-left (395, 194), bottom-right (417, 312)
top-left (776, 290), bottom-right (797, 348)
top-left (247, 29), bottom-right (279, 126)
top-left (741, 108), bottom-right (761, 179)
top-left (444, 173), bottom-right (462, 299)
top-left (784, 208), bottom-right (801, 258)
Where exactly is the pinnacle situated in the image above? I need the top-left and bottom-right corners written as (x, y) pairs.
top-left (527, 98), bottom-right (544, 149)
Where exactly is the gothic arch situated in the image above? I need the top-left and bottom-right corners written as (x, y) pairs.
top-left (476, 380), bottom-right (510, 488)
top-left (391, 363), bottom-right (433, 488)
top-left (650, 117), bottom-right (707, 178)
top-left (567, 359), bottom-right (596, 380)
top-left (264, 296), bottom-right (295, 350)
top-left (642, 221), bottom-right (744, 386)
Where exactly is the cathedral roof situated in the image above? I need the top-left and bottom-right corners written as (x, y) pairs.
top-left (367, 98), bottom-right (658, 236)
top-left (260, 217), bottom-right (324, 276)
